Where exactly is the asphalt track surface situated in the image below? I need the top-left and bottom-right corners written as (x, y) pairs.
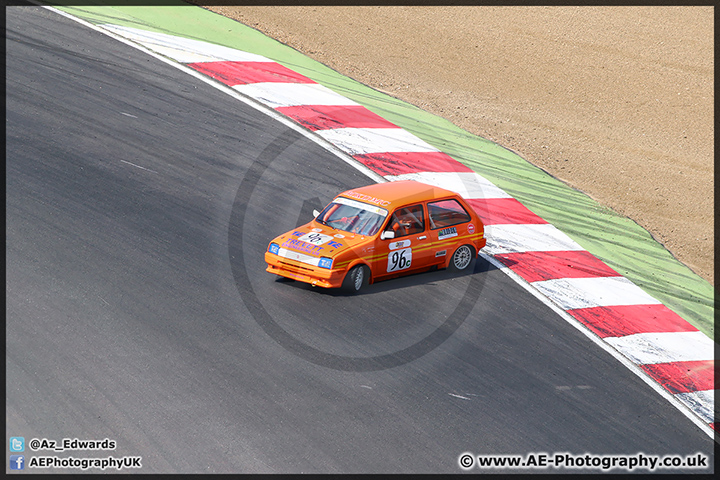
top-left (5, 6), bottom-right (714, 474)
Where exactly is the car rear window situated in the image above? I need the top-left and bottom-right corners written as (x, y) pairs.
top-left (428, 199), bottom-right (471, 229)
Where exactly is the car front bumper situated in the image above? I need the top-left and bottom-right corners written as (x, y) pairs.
top-left (265, 252), bottom-right (345, 289)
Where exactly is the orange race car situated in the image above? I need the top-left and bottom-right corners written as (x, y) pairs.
top-left (265, 180), bottom-right (486, 293)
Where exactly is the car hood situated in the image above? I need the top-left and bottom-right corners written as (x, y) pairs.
top-left (271, 221), bottom-right (372, 258)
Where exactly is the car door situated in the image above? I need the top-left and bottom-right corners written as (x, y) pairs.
top-left (373, 203), bottom-right (435, 279)
top-left (427, 197), bottom-right (474, 262)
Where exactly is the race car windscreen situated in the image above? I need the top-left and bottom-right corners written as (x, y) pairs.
top-left (315, 197), bottom-right (389, 236)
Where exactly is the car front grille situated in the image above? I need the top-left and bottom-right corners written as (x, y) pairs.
top-left (279, 260), bottom-right (315, 273)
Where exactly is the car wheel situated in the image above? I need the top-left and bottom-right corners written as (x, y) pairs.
top-left (449, 244), bottom-right (474, 272)
top-left (342, 265), bottom-right (367, 293)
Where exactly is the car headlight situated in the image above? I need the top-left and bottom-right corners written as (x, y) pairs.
top-left (268, 243), bottom-right (280, 255)
top-left (318, 257), bottom-right (333, 269)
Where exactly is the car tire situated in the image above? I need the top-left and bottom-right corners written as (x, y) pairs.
top-left (449, 244), bottom-right (474, 272)
top-left (342, 265), bottom-right (367, 294)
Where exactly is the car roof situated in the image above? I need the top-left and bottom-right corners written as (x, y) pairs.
top-left (338, 180), bottom-right (460, 209)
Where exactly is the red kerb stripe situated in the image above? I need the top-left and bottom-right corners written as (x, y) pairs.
top-left (493, 250), bottom-right (618, 282)
top-left (188, 61), bottom-right (314, 86)
top-left (276, 105), bottom-right (396, 131)
top-left (567, 304), bottom-right (698, 338)
top-left (353, 152), bottom-right (472, 176)
top-left (466, 198), bottom-right (547, 226)
top-left (640, 360), bottom-right (714, 394)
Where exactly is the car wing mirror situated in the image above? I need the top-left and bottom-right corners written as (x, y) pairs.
top-left (380, 231), bottom-right (395, 240)
top-left (312, 209), bottom-right (320, 218)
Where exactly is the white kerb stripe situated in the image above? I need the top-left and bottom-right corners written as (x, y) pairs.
top-left (316, 128), bottom-right (440, 156)
top-left (101, 24), bottom-right (271, 63)
top-left (386, 172), bottom-right (512, 199)
top-left (674, 390), bottom-right (715, 425)
top-left (605, 331), bottom-right (714, 365)
top-left (483, 223), bottom-right (585, 255)
top-left (233, 83), bottom-right (359, 109)
top-left (531, 276), bottom-right (661, 310)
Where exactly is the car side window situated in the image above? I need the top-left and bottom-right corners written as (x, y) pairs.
top-left (383, 204), bottom-right (425, 238)
top-left (428, 199), bottom-right (471, 229)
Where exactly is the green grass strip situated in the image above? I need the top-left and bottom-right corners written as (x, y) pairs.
top-left (54, 2), bottom-right (714, 339)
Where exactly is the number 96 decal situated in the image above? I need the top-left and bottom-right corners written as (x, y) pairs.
top-left (387, 247), bottom-right (412, 272)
